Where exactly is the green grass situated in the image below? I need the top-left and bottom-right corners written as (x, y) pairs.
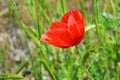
top-left (0, 0), bottom-right (120, 80)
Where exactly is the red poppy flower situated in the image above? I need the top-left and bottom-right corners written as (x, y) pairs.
top-left (40, 9), bottom-right (84, 48)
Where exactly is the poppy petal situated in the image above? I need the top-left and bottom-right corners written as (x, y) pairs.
top-left (61, 9), bottom-right (83, 24)
top-left (71, 10), bottom-right (84, 22)
top-left (45, 22), bottom-right (68, 38)
top-left (61, 11), bottom-right (71, 23)
top-left (40, 9), bottom-right (84, 48)
top-left (46, 28), bottom-right (73, 46)
top-left (41, 22), bottom-right (73, 47)
top-left (77, 19), bottom-right (84, 35)
top-left (67, 15), bottom-right (84, 45)
top-left (49, 22), bottom-right (68, 30)
top-left (67, 15), bottom-right (80, 38)
top-left (68, 15), bottom-right (77, 27)
top-left (41, 34), bottom-right (71, 48)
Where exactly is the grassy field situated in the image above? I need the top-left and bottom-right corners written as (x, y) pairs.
top-left (0, 0), bottom-right (120, 80)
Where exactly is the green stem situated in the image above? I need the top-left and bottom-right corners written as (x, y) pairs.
top-left (61, 0), bottom-right (67, 14)
top-left (41, 59), bottom-right (56, 80)
top-left (15, 60), bottom-right (28, 74)
top-left (92, 0), bottom-right (101, 42)
top-left (0, 8), bottom-right (8, 17)
top-left (0, 74), bottom-right (23, 79)
top-left (75, 46), bottom-right (94, 80)
top-left (2, 43), bottom-right (7, 74)
top-left (109, 0), bottom-right (118, 53)
top-left (85, 24), bottom-right (95, 32)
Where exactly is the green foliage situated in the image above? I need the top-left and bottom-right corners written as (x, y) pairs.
top-left (0, 0), bottom-right (120, 80)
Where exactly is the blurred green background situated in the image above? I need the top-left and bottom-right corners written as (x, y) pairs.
top-left (0, 0), bottom-right (120, 80)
